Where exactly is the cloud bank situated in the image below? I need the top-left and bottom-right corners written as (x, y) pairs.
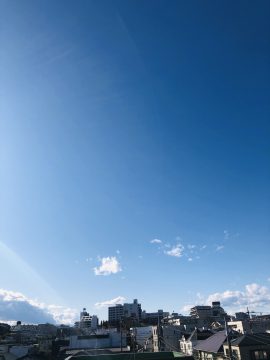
top-left (206, 283), bottom-right (270, 312)
top-left (0, 289), bottom-right (77, 325)
top-left (181, 283), bottom-right (270, 315)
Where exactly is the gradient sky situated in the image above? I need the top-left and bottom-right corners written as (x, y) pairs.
top-left (0, 0), bottom-right (270, 323)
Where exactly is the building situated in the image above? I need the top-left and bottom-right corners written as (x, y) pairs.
top-left (79, 308), bottom-right (98, 330)
top-left (189, 301), bottom-right (227, 330)
top-left (193, 330), bottom-right (228, 360)
top-left (179, 329), bottom-right (213, 356)
top-left (69, 331), bottom-right (127, 350)
top-left (228, 318), bottom-right (270, 335)
top-left (223, 333), bottom-right (270, 360)
top-left (108, 305), bottom-right (124, 325)
top-left (123, 299), bottom-right (142, 320)
top-left (130, 326), bottom-right (153, 352)
top-left (190, 302), bottom-right (226, 321)
top-left (235, 312), bottom-right (250, 321)
top-left (141, 310), bottom-right (169, 325)
top-left (108, 300), bottom-right (142, 325)
top-left (190, 306), bottom-right (212, 319)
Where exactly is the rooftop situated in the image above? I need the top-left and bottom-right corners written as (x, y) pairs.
top-left (193, 330), bottom-right (227, 353)
top-left (230, 333), bottom-right (270, 347)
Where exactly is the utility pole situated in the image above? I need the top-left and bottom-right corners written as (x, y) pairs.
top-left (224, 317), bottom-right (232, 360)
top-left (120, 317), bottom-right (123, 352)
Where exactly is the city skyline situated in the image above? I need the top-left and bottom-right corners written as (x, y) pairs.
top-left (1, 0), bottom-right (270, 324)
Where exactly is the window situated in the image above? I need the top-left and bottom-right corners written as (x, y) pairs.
top-left (253, 350), bottom-right (267, 359)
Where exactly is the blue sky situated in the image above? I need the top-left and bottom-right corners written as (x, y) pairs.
top-left (0, 0), bottom-right (270, 323)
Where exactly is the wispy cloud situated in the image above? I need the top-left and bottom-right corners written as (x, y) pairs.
top-left (223, 230), bottom-right (239, 241)
top-left (95, 296), bottom-right (126, 309)
top-left (0, 289), bottom-right (77, 325)
top-left (215, 245), bottom-right (224, 252)
top-left (94, 257), bottom-right (122, 276)
top-left (150, 239), bottom-right (162, 244)
top-left (165, 244), bottom-right (184, 258)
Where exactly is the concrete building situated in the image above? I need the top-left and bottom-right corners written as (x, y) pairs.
top-left (161, 325), bottom-right (182, 352)
top-left (190, 302), bottom-right (226, 321)
top-left (123, 299), bottom-right (142, 320)
top-left (69, 332), bottom-right (126, 350)
top-left (130, 326), bottom-right (153, 352)
top-left (190, 305), bottom-right (212, 319)
top-left (235, 312), bottom-right (250, 321)
top-left (141, 310), bottom-right (169, 325)
top-left (108, 300), bottom-right (142, 324)
top-left (80, 308), bottom-right (98, 330)
top-left (108, 305), bottom-right (124, 324)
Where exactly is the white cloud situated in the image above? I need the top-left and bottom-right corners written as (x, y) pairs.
top-left (188, 257), bottom-right (193, 262)
top-left (206, 283), bottom-right (270, 313)
top-left (164, 244), bottom-right (184, 258)
top-left (224, 230), bottom-right (230, 240)
top-left (187, 244), bottom-right (196, 250)
top-left (95, 296), bottom-right (126, 309)
top-left (150, 239), bottom-right (162, 244)
top-left (116, 250), bottom-right (120, 254)
top-left (201, 245), bottom-right (207, 250)
top-left (0, 289), bottom-right (77, 325)
top-left (181, 304), bottom-right (194, 313)
top-left (215, 245), bottom-right (224, 252)
top-left (94, 257), bottom-right (122, 276)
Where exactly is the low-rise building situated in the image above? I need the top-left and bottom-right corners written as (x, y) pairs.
top-left (223, 333), bottom-right (270, 360)
top-left (69, 331), bottom-right (127, 350)
top-left (141, 310), bottom-right (169, 325)
top-left (228, 318), bottom-right (270, 334)
top-left (193, 330), bottom-right (228, 360)
top-left (179, 329), bottom-right (213, 356)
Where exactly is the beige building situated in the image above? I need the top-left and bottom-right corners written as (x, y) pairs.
top-left (228, 319), bottom-right (270, 335)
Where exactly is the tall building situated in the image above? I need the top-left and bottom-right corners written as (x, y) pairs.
top-left (79, 308), bottom-right (98, 329)
top-left (108, 299), bottom-right (142, 324)
top-left (108, 304), bottom-right (124, 324)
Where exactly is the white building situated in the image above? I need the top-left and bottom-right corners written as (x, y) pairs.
top-left (79, 308), bottom-right (98, 329)
top-left (69, 331), bottom-right (126, 349)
